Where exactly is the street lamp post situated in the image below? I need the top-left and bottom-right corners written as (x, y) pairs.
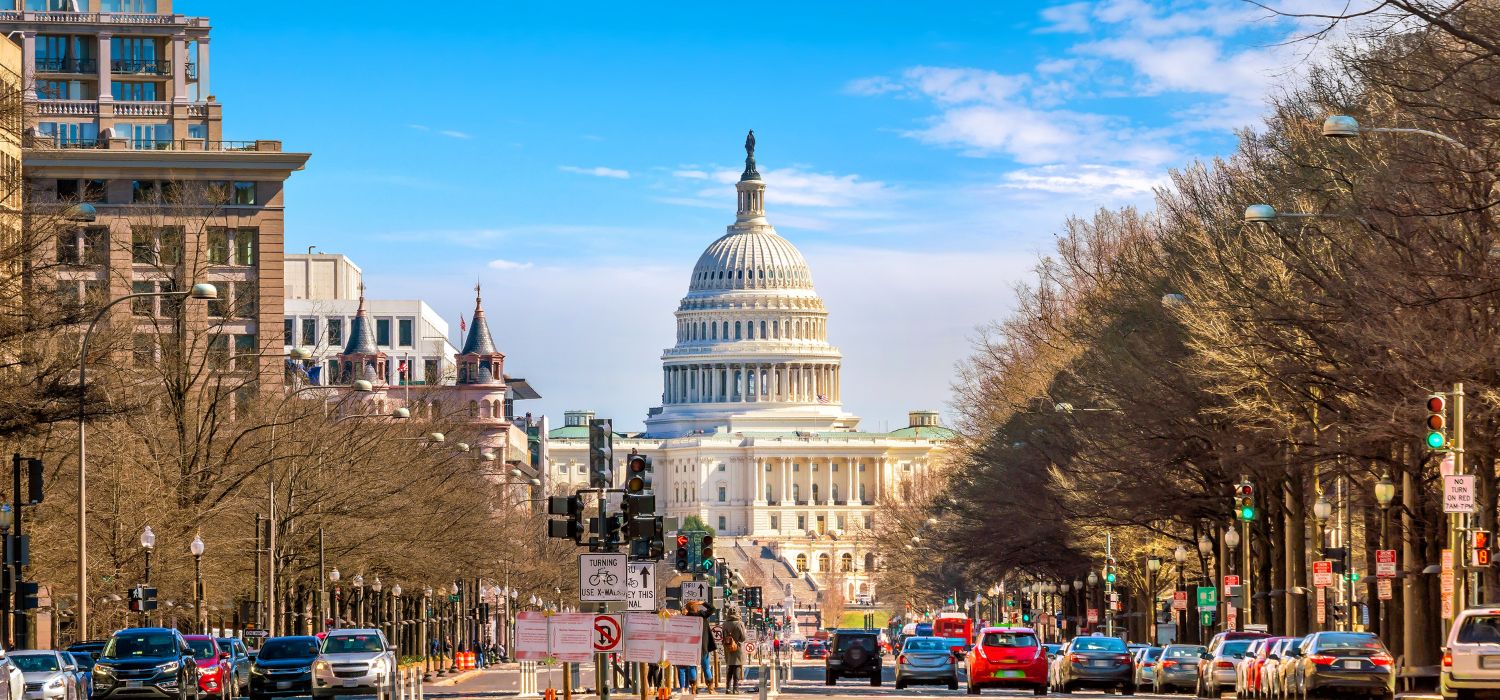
top-left (422, 586), bottom-right (434, 681)
top-left (1225, 527), bottom-right (1242, 631)
top-left (1146, 556), bottom-right (1162, 644)
top-left (1375, 474), bottom-right (1396, 640)
top-left (77, 282), bottom-right (217, 638)
top-left (190, 535), bottom-right (205, 634)
top-left (371, 577), bottom-right (383, 634)
top-left (449, 583), bottom-right (462, 673)
top-left (1175, 545), bottom-right (1189, 644)
top-left (1314, 496), bottom-right (1333, 630)
top-left (140, 526), bottom-right (156, 626)
top-left (353, 574), bottom-right (365, 627)
top-left (329, 568), bottom-right (341, 630)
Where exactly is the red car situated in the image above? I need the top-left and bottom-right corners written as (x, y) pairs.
top-left (966, 627), bottom-right (1049, 695)
top-left (184, 635), bottom-right (234, 699)
top-left (804, 642), bottom-right (829, 659)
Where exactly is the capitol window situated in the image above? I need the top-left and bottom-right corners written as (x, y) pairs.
top-left (718, 486), bottom-right (726, 502)
top-left (718, 463), bottom-right (725, 471)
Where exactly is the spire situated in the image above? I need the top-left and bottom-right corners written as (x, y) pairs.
top-left (740, 129), bottom-right (760, 181)
top-left (342, 283), bottom-right (378, 355)
top-left (460, 281), bottom-right (498, 356)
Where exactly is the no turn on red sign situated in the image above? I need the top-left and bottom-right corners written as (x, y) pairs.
top-left (1313, 560), bottom-right (1333, 588)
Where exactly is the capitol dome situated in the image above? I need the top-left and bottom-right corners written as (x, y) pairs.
top-left (689, 229), bottom-right (813, 292)
top-left (645, 132), bottom-right (856, 438)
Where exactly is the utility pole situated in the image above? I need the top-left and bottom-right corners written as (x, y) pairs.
top-left (1447, 383), bottom-right (1466, 638)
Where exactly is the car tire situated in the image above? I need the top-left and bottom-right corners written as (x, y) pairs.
top-left (894, 678), bottom-right (905, 690)
top-left (967, 681), bottom-right (980, 695)
top-left (872, 675), bottom-right (883, 688)
top-left (948, 678), bottom-right (959, 691)
top-left (825, 674), bottom-right (837, 687)
top-left (1124, 684), bottom-right (1136, 696)
top-left (1060, 682), bottom-right (1072, 695)
top-left (1034, 683), bottom-right (1047, 696)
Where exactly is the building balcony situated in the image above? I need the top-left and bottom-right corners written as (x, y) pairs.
top-left (0, 11), bottom-right (206, 28)
top-left (34, 99), bottom-right (98, 116)
top-left (36, 57), bottom-right (96, 73)
top-left (112, 100), bottom-right (169, 116)
top-left (111, 58), bottom-right (170, 75)
top-left (26, 131), bottom-right (284, 153)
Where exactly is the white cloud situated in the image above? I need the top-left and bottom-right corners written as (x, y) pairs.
top-left (1038, 2), bottom-right (1092, 33)
top-left (672, 169), bottom-right (710, 180)
top-left (843, 75), bottom-right (904, 96)
top-left (487, 258), bottom-right (534, 270)
top-left (559, 165), bottom-right (631, 179)
top-left (1001, 164), bottom-right (1168, 199)
top-left (439, 129), bottom-right (472, 139)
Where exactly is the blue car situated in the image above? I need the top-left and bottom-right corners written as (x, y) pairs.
top-left (247, 637), bottom-right (319, 700)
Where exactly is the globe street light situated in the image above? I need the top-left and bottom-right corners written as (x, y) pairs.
top-left (1225, 528), bottom-right (1241, 550)
top-left (190, 535), bottom-right (206, 633)
top-left (353, 574), bottom-right (365, 627)
top-left (140, 526), bottom-right (156, 582)
top-left (77, 282), bottom-right (216, 638)
top-left (1198, 534), bottom-right (1213, 558)
top-left (329, 568), bottom-right (341, 629)
top-left (1314, 496), bottom-right (1333, 522)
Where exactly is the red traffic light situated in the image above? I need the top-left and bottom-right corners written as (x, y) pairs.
top-left (1237, 483), bottom-right (1254, 497)
top-left (629, 456), bottom-right (647, 472)
top-left (1428, 395), bottom-right (1446, 413)
top-left (676, 535), bottom-right (689, 548)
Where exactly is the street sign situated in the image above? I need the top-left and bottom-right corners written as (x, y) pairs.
top-left (682, 581), bottom-right (708, 603)
top-left (743, 641), bottom-right (757, 656)
top-left (1315, 588), bottom-right (1326, 625)
top-left (1377, 578), bottom-right (1393, 601)
top-left (1199, 611), bottom-right (1215, 626)
top-left (244, 630), bottom-right (268, 638)
top-left (1222, 575), bottom-right (1240, 597)
top-left (626, 562), bottom-right (657, 611)
top-left (1376, 550), bottom-right (1397, 578)
top-left (1172, 591), bottom-right (1188, 611)
top-left (1313, 560), bottom-right (1333, 588)
top-left (1086, 608), bottom-right (1098, 623)
top-left (1445, 475), bottom-right (1477, 513)
top-left (1195, 586), bottom-right (1217, 611)
top-left (711, 624), bottom-right (724, 643)
top-left (1442, 548), bottom-right (1456, 618)
top-left (593, 614), bottom-right (622, 652)
top-left (1226, 606), bottom-right (1238, 629)
top-left (1441, 453), bottom-right (1457, 476)
top-left (579, 553), bottom-right (628, 601)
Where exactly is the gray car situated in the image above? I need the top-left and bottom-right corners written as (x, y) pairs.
top-left (1154, 645), bottom-right (1205, 694)
top-left (11, 652), bottom-right (78, 700)
top-left (1198, 639), bottom-right (1255, 697)
top-left (895, 636), bottom-right (957, 690)
top-left (1056, 635), bottom-right (1136, 694)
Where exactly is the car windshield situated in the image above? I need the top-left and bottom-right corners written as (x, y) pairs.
top-left (322, 634), bottom-right (383, 654)
top-left (186, 639), bottom-right (218, 660)
top-left (1073, 638), bottom-right (1127, 652)
top-left (1219, 641), bottom-right (1252, 658)
top-left (1458, 616), bottom-right (1500, 644)
top-left (1142, 648), bottom-right (1163, 660)
top-left (258, 638), bottom-right (320, 660)
top-left (982, 632), bottom-right (1038, 648)
top-left (904, 638), bottom-right (950, 652)
top-left (103, 632), bottom-right (177, 659)
top-left (1315, 634), bottom-right (1383, 651)
top-left (1166, 646), bottom-right (1206, 658)
top-left (70, 654), bottom-right (95, 670)
top-left (835, 636), bottom-right (875, 652)
top-left (13, 654), bottom-right (60, 672)
top-left (217, 641), bottom-right (239, 656)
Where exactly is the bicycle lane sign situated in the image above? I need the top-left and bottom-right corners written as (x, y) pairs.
top-left (580, 553), bottom-right (629, 601)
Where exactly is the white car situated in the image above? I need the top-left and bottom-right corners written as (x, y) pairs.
top-left (11, 651), bottom-right (79, 700)
top-left (1443, 607), bottom-right (1500, 698)
top-left (311, 629), bottom-right (397, 700)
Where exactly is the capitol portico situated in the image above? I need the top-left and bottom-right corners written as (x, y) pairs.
top-left (547, 133), bottom-right (951, 608)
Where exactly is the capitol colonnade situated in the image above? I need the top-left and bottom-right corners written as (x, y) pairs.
top-left (661, 362), bottom-right (841, 404)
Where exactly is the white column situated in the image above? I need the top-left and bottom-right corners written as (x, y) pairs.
top-left (780, 457), bottom-right (789, 505)
top-left (196, 37), bottom-right (210, 101)
top-left (21, 32), bottom-right (35, 100)
top-left (848, 456), bottom-right (858, 504)
top-left (171, 33), bottom-right (187, 102)
top-left (95, 33), bottom-right (111, 103)
top-left (876, 457), bottom-right (886, 503)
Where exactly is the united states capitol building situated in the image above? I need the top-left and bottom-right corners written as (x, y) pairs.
top-left (547, 135), bottom-right (951, 607)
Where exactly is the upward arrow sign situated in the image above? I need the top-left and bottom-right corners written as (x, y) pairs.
top-left (640, 567), bottom-right (651, 586)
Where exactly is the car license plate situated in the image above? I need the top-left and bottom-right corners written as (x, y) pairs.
top-left (276, 682), bottom-right (292, 690)
top-left (1093, 660), bottom-right (1112, 668)
top-left (1482, 656), bottom-right (1500, 670)
top-left (1343, 661), bottom-right (1361, 670)
top-left (996, 671), bottom-right (1025, 679)
top-left (125, 681), bottom-right (143, 688)
top-left (344, 680), bottom-right (360, 688)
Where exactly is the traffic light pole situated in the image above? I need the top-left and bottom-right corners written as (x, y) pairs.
top-left (1241, 517), bottom-right (1251, 630)
top-left (1452, 383), bottom-right (1467, 629)
top-left (596, 486), bottom-right (611, 700)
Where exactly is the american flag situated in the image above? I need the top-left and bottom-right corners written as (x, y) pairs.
top-left (817, 394), bottom-right (828, 404)
top-left (398, 360), bottom-right (408, 376)
top-left (459, 314), bottom-right (466, 333)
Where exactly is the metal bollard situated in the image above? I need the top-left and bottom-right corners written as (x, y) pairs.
top-left (517, 660), bottom-right (540, 698)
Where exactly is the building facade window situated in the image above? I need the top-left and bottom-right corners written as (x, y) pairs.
top-left (841, 553), bottom-right (853, 572)
top-left (376, 319), bottom-right (391, 346)
top-left (717, 486), bottom-right (726, 503)
top-left (797, 515), bottom-right (806, 530)
top-left (283, 318), bottom-right (292, 344)
top-left (795, 554), bottom-right (807, 572)
top-left (233, 181), bottom-right (257, 205)
top-left (398, 318), bottom-right (413, 347)
top-left (718, 516), bottom-right (726, 531)
top-left (770, 515), bottom-right (779, 530)
top-left (327, 318), bottom-right (343, 346)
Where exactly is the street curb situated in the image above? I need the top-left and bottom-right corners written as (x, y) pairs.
top-left (428, 669), bottom-right (488, 687)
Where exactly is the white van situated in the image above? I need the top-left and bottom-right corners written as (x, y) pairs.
top-left (1442, 607), bottom-right (1500, 698)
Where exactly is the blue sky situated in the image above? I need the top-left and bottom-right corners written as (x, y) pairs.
top-left (201, 0), bottom-right (1337, 431)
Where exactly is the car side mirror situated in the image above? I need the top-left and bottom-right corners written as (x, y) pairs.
top-left (1201, 652), bottom-right (1212, 660)
top-left (219, 652), bottom-right (230, 660)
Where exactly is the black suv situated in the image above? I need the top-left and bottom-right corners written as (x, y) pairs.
top-left (92, 627), bottom-right (201, 700)
top-left (825, 629), bottom-right (883, 687)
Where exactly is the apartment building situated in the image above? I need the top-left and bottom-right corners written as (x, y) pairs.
top-left (3, 0), bottom-right (310, 384)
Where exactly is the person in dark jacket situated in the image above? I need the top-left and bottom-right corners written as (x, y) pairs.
top-left (686, 600), bottom-right (717, 692)
top-left (721, 607), bottom-right (749, 693)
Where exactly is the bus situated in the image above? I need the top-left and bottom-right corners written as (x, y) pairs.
top-left (933, 613), bottom-right (973, 649)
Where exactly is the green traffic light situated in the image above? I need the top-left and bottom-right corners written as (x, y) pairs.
top-left (1427, 431), bottom-right (1447, 449)
top-left (702, 559), bottom-right (715, 571)
top-left (1106, 573), bottom-right (1116, 583)
top-left (1239, 506), bottom-right (1256, 521)
top-left (946, 597), bottom-right (954, 605)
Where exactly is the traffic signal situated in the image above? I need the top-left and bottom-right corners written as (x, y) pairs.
top-left (1235, 480), bottom-right (1256, 521)
top-left (1472, 530), bottom-right (1493, 567)
top-left (624, 493), bottom-right (656, 537)
top-left (674, 534), bottom-right (690, 572)
top-left (625, 453), bottom-right (653, 494)
top-left (546, 495), bottom-right (584, 543)
top-left (1322, 546), bottom-right (1349, 574)
top-left (588, 419), bottom-right (614, 488)
top-left (1425, 394), bottom-right (1449, 450)
top-left (700, 535), bottom-right (715, 573)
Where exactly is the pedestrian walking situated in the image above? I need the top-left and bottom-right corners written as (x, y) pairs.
top-left (721, 607), bottom-right (748, 693)
top-left (685, 601), bottom-right (717, 693)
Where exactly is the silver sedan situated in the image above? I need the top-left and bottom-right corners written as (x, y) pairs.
top-left (895, 637), bottom-right (960, 690)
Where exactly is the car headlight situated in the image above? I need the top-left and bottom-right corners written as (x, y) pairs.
top-left (313, 661), bottom-right (329, 673)
top-left (47, 677), bottom-right (65, 689)
top-left (156, 661), bottom-right (179, 674)
top-left (93, 665), bottom-right (113, 676)
top-left (250, 666), bottom-right (265, 677)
